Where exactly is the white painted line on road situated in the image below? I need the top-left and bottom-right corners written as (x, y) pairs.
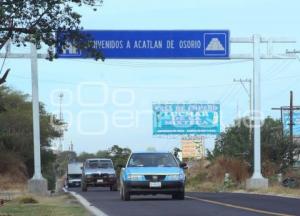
top-left (185, 196), bottom-right (295, 216)
top-left (68, 190), bottom-right (108, 216)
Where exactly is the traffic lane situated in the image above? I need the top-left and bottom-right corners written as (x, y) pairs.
top-left (188, 192), bottom-right (300, 216)
top-left (70, 187), bottom-right (265, 216)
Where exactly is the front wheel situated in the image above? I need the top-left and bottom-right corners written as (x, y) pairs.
top-left (81, 181), bottom-right (88, 192)
top-left (110, 183), bottom-right (118, 191)
top-left (172, 188), bottom-right (185, 200)
top-left (120, 184), bottom-right (130, 201)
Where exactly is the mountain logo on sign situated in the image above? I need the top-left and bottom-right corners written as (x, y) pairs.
top-left (205, 38), bottom-right (225, 51)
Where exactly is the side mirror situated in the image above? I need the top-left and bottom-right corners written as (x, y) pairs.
top-left (180, 162), bottom-right (188, 169)
top-left (80, 166), bottom-right (83, 170)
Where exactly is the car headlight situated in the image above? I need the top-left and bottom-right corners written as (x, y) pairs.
top-left (167, 173), bottom-right (185, 181)
top-left (127, 174), bottom-right (143, 181)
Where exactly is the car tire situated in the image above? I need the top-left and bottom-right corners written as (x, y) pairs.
top-left (172, 188), bottom-right (185, 200)
top-left (110, 183), bottom-right (118, 191)
top-left (121, 184), bottom-right (130, 201)
top-left (81, 181), bottom-right (88, 192)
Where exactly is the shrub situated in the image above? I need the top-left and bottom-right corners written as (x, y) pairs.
top-left (17, 196), bottom-right (38, 204)
top-left (207, 156), bottom-right (250, 184)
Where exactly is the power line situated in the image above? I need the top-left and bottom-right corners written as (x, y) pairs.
top-left (67, 59), bottom-right (252, 68)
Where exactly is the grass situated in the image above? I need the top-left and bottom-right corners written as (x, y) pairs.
top-left (241, 185), bottom-right (300, 198)
top-left (0, 194), bottom-right (91, 216)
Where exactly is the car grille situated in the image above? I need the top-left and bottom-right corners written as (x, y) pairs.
top-left (91, 174), bottom-right (100, 178)
top-left (90, 173), bottom-right (109, 178)
top-left (100, 173), bottom-right (109, 178)
top-left (144, 175), bottom-right (166, 181)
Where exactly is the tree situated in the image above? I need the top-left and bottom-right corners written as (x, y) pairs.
top-left (0, 0), bottom-right (104, 60)
top-left (208, 118), bottom-right (251, 162)
top-left (55, 150), bottom-right (77, 177)
top-left (108, 145), bottom-right (131, 167)
top-left (208, 117), bottom-right (298, 173)
top-left (0, 86), bottom-right (62, 184)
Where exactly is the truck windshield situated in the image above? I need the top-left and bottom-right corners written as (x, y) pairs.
top-left (128, 153), bottom-right (178, 167)
top-left (87, 160), bottom-right (113, 169)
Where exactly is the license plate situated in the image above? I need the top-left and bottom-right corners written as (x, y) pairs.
top-left (97, 179), bottom-right (103, 183)
top-left (149, 182), bottom-right (161, 188)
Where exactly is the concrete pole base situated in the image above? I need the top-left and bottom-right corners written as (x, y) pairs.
top-left (246, 177), bottom-right (269, 190)
top-left (28, 178), bottom-right (49, 196)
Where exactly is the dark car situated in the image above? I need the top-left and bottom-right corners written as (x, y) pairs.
top-left (81, 158), bottom-right (118, 192)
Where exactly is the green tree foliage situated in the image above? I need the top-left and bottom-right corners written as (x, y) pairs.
top-left (0, 86), bottom-right (62, 188)
top-left (108, 145), bottom-right (131, 168)
top-left (0, 0), bottom-right (104, 60)
top-left (55, 151), bottom-right (77, 177)
top-left (208, 117), bottom-right (298, 173)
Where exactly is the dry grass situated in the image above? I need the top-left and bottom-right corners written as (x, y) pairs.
top-left (186, 158), bottom-right (300, 198)
top-left (0, 194), bottom-right (91, 216)
top-left (0, 152), bottom-right (28, 191)
top-left (186, 157), bottom-right (250, 192)
top-left (207, 156), bottom-right (250, 184)
top-left (0, 175), bottom-right (26, 192)
top-left (235, 184), bottom-right (300, 198)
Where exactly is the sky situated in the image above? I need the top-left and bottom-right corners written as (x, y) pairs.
top-left (2, 0), bottom-right (300, 154)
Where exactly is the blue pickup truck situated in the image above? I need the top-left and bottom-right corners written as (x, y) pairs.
top-left (120, 152), bottom-right (187, 201)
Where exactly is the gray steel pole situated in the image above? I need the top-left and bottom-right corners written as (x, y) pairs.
top-left (249, 79), bottom-right (252, 134)
top-left (252, 35), bottom-right (263, 179)
top-left (30, 43), bottom-right (43, 180)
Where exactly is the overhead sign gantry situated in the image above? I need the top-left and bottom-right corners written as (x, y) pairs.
top-left (56, 30), bottom-right (230, 59)
top-left (1, 30), bottom-right (298, 193)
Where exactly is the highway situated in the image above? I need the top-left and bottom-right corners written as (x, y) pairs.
top-left (69, 187), bottom-right (300, 216)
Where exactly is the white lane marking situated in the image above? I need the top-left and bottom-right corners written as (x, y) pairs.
top-left (185, 196), bottom-right (295, 216)
top-left (67, 189), bottom-right (108, 216)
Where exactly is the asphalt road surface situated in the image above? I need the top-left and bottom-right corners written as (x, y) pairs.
top-left (69, 187), bottom-right (300, 216)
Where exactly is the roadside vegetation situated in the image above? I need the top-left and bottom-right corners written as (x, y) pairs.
top-left (186, 117), bottom-right (300, 195)
top-left (0, 86), bottom-right (130, 191)
top-left (0, 86), bottom-right (62, 191)
top-left (0, 194), bottom-right (90, 216)
top-left (1, 86), bottom-right (299, 198)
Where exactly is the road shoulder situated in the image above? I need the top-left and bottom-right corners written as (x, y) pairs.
top-left (66, 188), bottom-right (108, 216)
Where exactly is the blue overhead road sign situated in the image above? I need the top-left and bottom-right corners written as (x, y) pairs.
top-left (57, 30), bottom-right (230, 59)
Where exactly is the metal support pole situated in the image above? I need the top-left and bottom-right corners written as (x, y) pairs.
top-left (252, 34), bottom-right (263, 179)
top-left (281, 108), bottom-right (284, 137)
top-left (249, 79), bottom-right (252, 138)
top-left (30, 43), bottom-right (43, 180)
top-left (290, 91), bottom-right (294, 144)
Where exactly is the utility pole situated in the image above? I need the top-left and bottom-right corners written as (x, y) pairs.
top-left (272, 91), bottom-right (300, 140)
top-left (58, 93), bottom-right (64, 152)
top-left (272, 91), bottom-right (300, 165)
top-left (233, 78), bottom-right (252, 145)
top-left (290, 91), bottom-right (294, 145)
top-left (271, 107), bottom-right (285, 137)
